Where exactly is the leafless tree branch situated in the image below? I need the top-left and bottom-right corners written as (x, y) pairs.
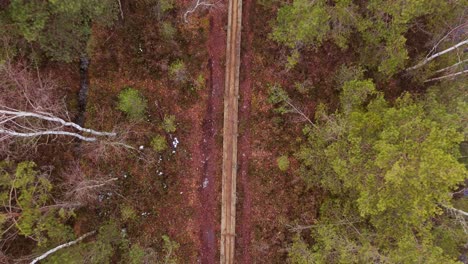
top-left (442, 204), bottom-right (468, 217)
top-left (68, 178), bottom-right (118, 195)
top-left (0, 109), bottom-right (116, 137)
top-left (0, 129), bottom-right (97, 142)
top-left (426, 22), bottom-right (468, 59)
top-left (30, 231), bottom-right (96, 264)
top-left (183, 0), bottom-right (215, 23)
top-left (441, 204), bottom-right (468, 234)
top-left (117, 0), bottom-right (124, 19)
top-left (276, 91), bottom-right (318, 129)
top-left (424, 69), bottom-right (468, 83)
top-left (407, 39), bottom-right (468, 71)
top-left (0, 61), bottom-right (118, 152)
top-left (452, 188), bottom-right (467, 198)
top-left (60, 162), bottom-right (120, 206)
top-left (434, 59), bottom-right (468, 73)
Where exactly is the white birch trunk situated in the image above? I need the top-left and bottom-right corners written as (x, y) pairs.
top-left (30, 231), bottom-right (96, 264)
top-left (407, 39), bottom-right (468, 71)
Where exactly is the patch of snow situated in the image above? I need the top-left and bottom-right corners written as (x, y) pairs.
top-left (171, 137), bottom-right (179, 153)
top-left (141, 212), bottom-right (150, 217)
top-left (202, 178), bottom-right (209, 189)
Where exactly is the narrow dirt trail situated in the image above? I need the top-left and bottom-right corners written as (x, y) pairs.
top-left (236, 0), bottom-right (253, 262)
top-left (197, 7), bottom-right (227, 264)
top-left (220, 0), bottom-right (242, 262)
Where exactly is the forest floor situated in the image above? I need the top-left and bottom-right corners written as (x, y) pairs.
top-left (41, 1), bottom-right (339, 262)
top-left (195, 6), bottom-right (227, 264)
top-left (6, 0), bottom-right (465, 262)
top-left (236, 0), bottom-right (253, 262)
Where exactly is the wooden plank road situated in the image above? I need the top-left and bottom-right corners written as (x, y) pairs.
top-left (220, 0), bottom-right (242, 262)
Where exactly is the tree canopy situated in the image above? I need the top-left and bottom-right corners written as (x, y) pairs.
top-left (291, 79), bottom-right (468, 263)
top-left (5, 0), bottom-right (118, 62)
top-left (0, 161), bottom-right (75, 248)
top-left (272, 0), bottom-right (466, 76)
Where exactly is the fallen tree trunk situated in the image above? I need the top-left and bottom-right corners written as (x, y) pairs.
top-left (0, 109), bottom-right (116, 142)
top-left (30, 231), bottom-right (96, 264)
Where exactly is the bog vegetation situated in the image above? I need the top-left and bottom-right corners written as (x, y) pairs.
top-left (0, 0), bottom-right (466, 263)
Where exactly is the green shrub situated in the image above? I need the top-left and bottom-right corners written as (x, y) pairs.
top-left (334, 64), bottom-right (365, 89)
top-left (162, 115), bottom-right (176, 133)
top-left (150, 135), bottom-right (168, 152)
top-left (160, 21), bottom-right (176, 40)
top-left (120, 204), bottom-right (137, 222)
top-left (159, 0), bottom-right (174, 14)
top-left (128, 244), bottom-right (146, 264)
top-left (161, 235), bottom-right (180, 263)
top-left (286, 49), bottom-right (300, 70)
top-left (294, 79), bottom-right (314, 94)
top-left (277, 155), bottom-right (290, 171)
top-left (193, 73), bottom-right (205, 90)
top-left (267, 84), bottom-right (292, 115)
top-left (169, 60), bottom-right (188, 83)
top-left (117, 87), bottom-right (147, 119)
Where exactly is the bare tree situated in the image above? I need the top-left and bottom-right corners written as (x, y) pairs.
top-left (183, 0), bottom-right (215, 23)
top-left (62, 161), bottom-right (119, 206)
top-left (434, 58), bottom-right (468, 74)
top-left (0, 60), bottom-right (60, 112)
top-left (440, 204), bottom-right (468, 234)
top-left (425, 22), bottom-right (467, 60)
top-left (0, 61), bottom-right (118, 157)
top-left (269, 85), bottom-right (318, 128)
top-left (405, 24), bottom-right (468, 82)
top-left (0, 109), bottom-right (116, 141)
top-left (424, 69), bottom-right (468, 83)
top-left (407, 38), bottom-right (468, 71)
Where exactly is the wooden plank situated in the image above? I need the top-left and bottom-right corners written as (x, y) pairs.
top-left (220, 0), bottom-right (242, 263)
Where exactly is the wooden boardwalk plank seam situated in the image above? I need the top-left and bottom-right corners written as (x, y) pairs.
top-left (220, 0), bottom-right (242, 263)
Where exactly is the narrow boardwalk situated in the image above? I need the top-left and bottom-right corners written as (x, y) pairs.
top-left (220, 0), bottom-right (242, 262)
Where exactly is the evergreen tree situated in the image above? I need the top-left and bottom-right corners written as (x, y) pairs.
top-left (0, 161), bottom-right (75, 249)
top-left (6, 0), bottom-right (118, 62)
top-left (293, 79), bottom-right (468, 262)
top-left (272, 0), bottom-right (466, 76)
